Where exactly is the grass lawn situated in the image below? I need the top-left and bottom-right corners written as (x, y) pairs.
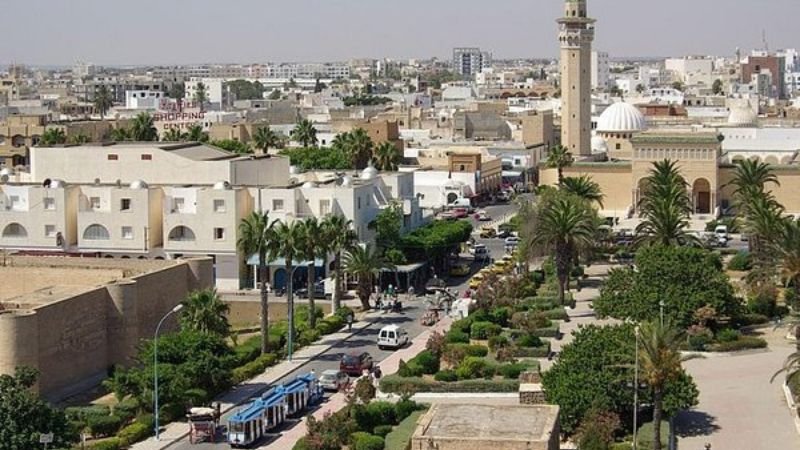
top-left (385, 410), bottom-right (426, 450)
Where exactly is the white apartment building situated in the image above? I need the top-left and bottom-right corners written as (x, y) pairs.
top-left (125, 90), bottom-right (166, 110)
top-left (0, 182), bottom-right (78, 251)
top-left (453, 48), bottom-right (492, 78)
top-left (591, 51), bottom-right (610, 90)
top-left (185, 79), bottom-right (227, 110)
top-left (665, 56), bottom-right (714, 87)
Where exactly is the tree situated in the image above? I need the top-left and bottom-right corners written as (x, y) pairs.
top-left (635, 84), bottom-right (646, 94)
top-left (400, 220), bottom-right (473, 270)
top-left (110, 126), bottom-right (131, 142)
top-left (162, 127), bottom-right (185, 142)
top-left (635, 160), bottom-right (695, 247)
top-left (169, 82), bottom-right (186, 105)
top-left (372, 202), bottom-right (403, 254)
top-left (712, 79), bottom-right (724, 95)
top-left (594, 245), bottom-right (739, 328)
top-left (0, 367), bottom-right (76, 449)
top-left (94, 85), bottom-right (113, 120)
top-left (778, 219), bottom-right (800, 300)
top-left (527, 191), bottom-right (596, 305)
top-left (671, 81), bottom-right (685, 92)
top-left (180, 289), bottom-right (230, 337)
top-left (194, 82), bottom-right (208, 113)
top-left (226, 79), bottom-right (265, 100)
top-left (238, 211), bottom-right (277, 354)
top-left (298, 217), bottom-right (326, 329)
top-left (344, 128), bottom-right (374, 170)
top-left (372, 141), bottom-right (401, 171)
top-left (291, 119), bottom-right (318, 148)
top-left (186, 124), bottom-right (209, 142)
top-left (560, 175), bottom-right (604, 208)
top-left (279, 146), bottom-right (350, 171)
top-left (253, 125), bottom-right (281, 154)
top-left (324, 215), bottom-right (357, 313)
top-left (637, 320), bottom-right (693, 450)
top-left (40, 128), bottom-right (67, 146)
top-left (268, 89), bottom-right (282, 100)
top-left (546, 145), bottom-right (573, 185)
top-left (211, 139), bottom-right (251, 154)
top-left (344, 244), bottom-right (394, 310)
top-left (271, 222), bottom-right (305, 351)
top-left (130, 112), bottom-right (158, 141)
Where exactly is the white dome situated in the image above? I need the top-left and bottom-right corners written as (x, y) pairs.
top-left (302, 181), bottom-right (317, 189)
top-left (129, 179), bottom-right (148, 189)
top-left (728, 104), bottom-right (757, 126)
top-left (0, 168), bottom-right (13, 177)
top-left (213, 181), bottom-right (231, 190)
top-left (50, 179), bottom-right (67, 188)
top-left (591, 135), bottom-right (608, 153)
top-left (340, 176), bottom-right (353, 187)
top-left (597, 103), bottom-right (647, 133)
top-left (360, 165), bottom-right (378, 181)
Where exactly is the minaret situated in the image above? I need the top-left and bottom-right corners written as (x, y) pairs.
top-left (558, 0), bottom-right (595, 156)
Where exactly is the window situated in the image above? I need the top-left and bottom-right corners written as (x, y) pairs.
top-left (272, 199), bottom-right (284, 211)
top-left (83, 224), bottom-right (110, 240)
top-left (173, 197), bottom-right (185, 212)
top-left (319, 199), bottom-right (331, 216)
top-left (45, 225), bottom-right (56, 237)
top-left (9, 195), bottom-right (20, 209)
top-left (107, 154), bottom-right (118, 161)
top-left (214, 227), bottom-right (225, 240)
top-left (141, 154), bottom-right (152, 161)
top-left (90, 196), bottom-right (101, 210)
top-left (120, 198), bottom-right (131, 211)
top-left (43, 197), bottom-right (56, 210)
top-left (213, 199), bottom-right (226, 213)
top-left (2, 223), bottom-right (27, 238)
top-left (121, 226), bottom-right (133, 240)
top-left (168, 226), bottom-right (196, 241)
top-left (616, 143), bottom-right (621, 150)
top-left (357, 197), bottom-right (361, 210)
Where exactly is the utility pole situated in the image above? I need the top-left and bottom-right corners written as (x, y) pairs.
top-left (633, 325), bottom-right (640, 450)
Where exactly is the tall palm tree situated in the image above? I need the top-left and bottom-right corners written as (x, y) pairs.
top-left (324, 215), bottom-right (357, 313)
top-left (180, 288), bottom-right (230, 337)
top-left (344, 244), bottom-right (394, 311)
top-left (728, 159), bottom-right (782, 256)
top-left (291, 119), bottom-right (318, 148)
top-left (530, 192), bottom-right (596, 305)
top-left (743, 194), bottom-right (784, 287)
top-left (40, 128), bottom-right (67, 146)
top-left (637, 320), bottom-right (690, 450)
top-left (728, 159), bottom-right (779, 205)
top-left (546, 145), bottom-right (574, 185)
top-left (130, 112), bottom-right (158, 141)
top-left (778, 219), bottom-right (800, 298)
top-left (253, 125), bottom-right (280, 154)
top-left (94, 85), bottom-right (113, 120)
top-left (109, 127), bottom-right (131, 142)
top-left (297, 217), bottom-right (327, 329)
top-left (560, 175), bottom-right (604, 208)
top-left (635, 160), bottom-right (695, 246)
top-left (347, 128), bottom-right (374, 170)
top-left (186, 124), bottom-right (209, 142)
top-left (238, 211), bottom-right (277, 354)
top-left (372, 141), bottom-right (401, 171)
top-left (170, 82), bottom-right (186, 111)
top-left (162, 128), bottom-right (185, 142)
top-left (271, 221), bottom-right (305, 352)
top-left (194, 82), bottom-right (208, 113)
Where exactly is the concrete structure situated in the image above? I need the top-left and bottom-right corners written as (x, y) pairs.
top-left (452, 48), bottom-right (492, 78)
top-left (558, 0), bottom-right (595, 156)
top-left (125, 90), bottom-right (166, 110)
top-left (591, 51), bottom-right (610, 90)
top-left (520, 110), bottom-right (555, 150)
top-left (0, 114), bottom-right (47, 167)
top-left (0, 256), bottom-right (212, 400)
top-left (411, 403), bottom-right (560, 450)
top-left (453, 111), bottom-right (512, 141)
top-left (741, 53), bottom-right (787, 99)
top-left (665, 56), bottom-right (714, 86)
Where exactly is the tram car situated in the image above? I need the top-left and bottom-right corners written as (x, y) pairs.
top-left (227, 372), bottom-right (324, 447)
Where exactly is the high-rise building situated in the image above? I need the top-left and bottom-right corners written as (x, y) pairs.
top-left (558, 0), bottom-right (594, 156)
top-left (452, 48), bottom-right (492, 78)
top-left (741, 52), bottom-right (786, 99)
top-left (591, 51), bottom-right (609, 89)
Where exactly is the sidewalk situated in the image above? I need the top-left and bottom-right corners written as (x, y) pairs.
top-left (131, 312), bottom-right (379, 450)
top-left (261, 317), bottom-right (454, 450)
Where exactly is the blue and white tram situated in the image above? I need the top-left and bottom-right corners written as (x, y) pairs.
top-left (227, 399), bottom-right (268, 448)
top-left (284, 373), bottom-right (323, 416)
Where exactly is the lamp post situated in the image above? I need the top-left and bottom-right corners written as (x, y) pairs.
top-left (154, 304), bottom-right (184, 441)
top-left (287, 264), bottom-right (305, 363)
top-left (633, 325), bottom-right (640, 450)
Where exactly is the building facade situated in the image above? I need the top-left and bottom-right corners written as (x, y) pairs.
top-left (453, 48), bottom-right (492, 78)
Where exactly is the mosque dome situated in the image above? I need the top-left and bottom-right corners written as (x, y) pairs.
top-left (728, 103), bottom-right (757, 126)
top-left (591, 135), bottom-right (608, 153)
top-left (50, 179), bottom-right (67, 188)
top-left (213, 181), bottom-right (231, 190)
top-left (597, 103), bottom-right (647, 133)
top-left (360, 165), bottom-right (378, 181)
top-left (129, 179), bottom-right (149, 189)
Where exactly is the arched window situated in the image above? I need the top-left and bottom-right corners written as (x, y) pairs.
top-left (2, 223), bottom-right (27, 238)
top-left (83, 224), bottom-right (110, 240)
top-left (168, 226), bottom-right (196, 241)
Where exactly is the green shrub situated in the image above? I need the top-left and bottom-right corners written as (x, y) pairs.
top-left (530, 325), bottom-right (559, 338)
top-left (716, 328), bottom-right (740, 343)
top-left (490, 307), bottom-right (512, 327)
top-left (113, 398), bottom-right (140, 422)
top-left (434, 370), bottom-right (458, 382)
top-left (334, 306), bottom-right (354, 320)
top-left (543, 308), bottom-right (570, 321)
top-left (298, 328), bottom-right (322, 347)
top-left (394, 399), bottom-right (420, 422)
top-left (444, 343), bottom-right (489, 363)
top-left (785, 288), bottom-right (800, 311)
top-left (233, 335), bottom-right (262, 365)
top-left (710, 336), bottom-right (767, 352)
top-left (117, 421), bottom-right (151, 446)
top-left (727, 251), bottom-right (752, 271)
top-left (450, 317), bottom-right (474, 334)
top-left (86, 414), bottom-right (123, 438)
top-left (350, 432), bottom-right (385, 450)
top-left (516, 334), bottom-right (543, 348)
top-left (65, 405), bottom-right (111, 422)
top-left (497, 363), bottom-right (529, 380)
top-left (512, 341), bottom-right (551, 358)
top-left (687, 334), bottom-right (712, 351)
top-left (748, 291), bottom-right (777, 317)
top-left (232, 353), bottom-right (278, 384)
top-left (444, 329), bottom-right (470, 344)
top-left (379, 375), bottom-right (519, 394)
top-left (488, 335), bottom-right (509, 351)
top-left (354, 401), bottom-right (397, 432)
top-left (734, 313), bottom-right (770, 327)
top-left (455, 357), bottom-right (496, 380)
top-left (398, 359), bottom-right (423, 378)
top-left (470, 321), bottom-right (502, 340)
top-left (413, 350), bottom-right (440, 375)
top-left (87, 438), bottom-right (122, 450)
top-left (292, 437), bottom-right (312, 450)
top-left (373, 425), bottom-right (394, 437)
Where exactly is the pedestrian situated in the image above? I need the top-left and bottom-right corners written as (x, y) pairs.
top-left (347, 312), bottom-right (354, 331)
top-left (372, 365), bottom-right (382, 380)
top-left (407, 285), bottom-right (415, 301)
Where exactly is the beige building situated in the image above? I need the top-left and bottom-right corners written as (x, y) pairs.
top-left (558, 0), bottom-right (594, 156)
top-left (0, 256), bottom-right (212, 400)
top-left (0, 115), bottom-right (47, 167)
top-left (0, 182), bottom-right (79, 251)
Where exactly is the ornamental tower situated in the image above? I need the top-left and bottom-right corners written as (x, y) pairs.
top-left (558, 0), bottom-right (595, 156)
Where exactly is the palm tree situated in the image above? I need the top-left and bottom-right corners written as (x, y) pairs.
top-left (344, 244), bottom-right (394, 311)
top-left (297, 217), bottom-right (327, 329)
top-left (546, 145), bottom-right (574, 185)
top-left (94, 85), bottom-right (113, 120)
top-left (530, 192), bottom-right (596, 305)
top-left (728, 159), bottom-right (779, 205)
top-left (40, 128), bottom-right (67, 146)
top-left (186, 124), bottom-right (209, 142)
top-left (291, 119), bottom-right (318, 148)
top-left (253, 125), bottom-right (280, 154)
top-left (130, 112), bottom-right (158, 141)
top-left (560, 175), bottom-right (604, 208)
top-left (347, 128), bottom-right (374, 170)
top-left (271, 221), bottom-right (305, 352)
top-left (372, 141), bottom-right (401, 171)
top-left (162, 128), bottom-right (185, 142)
top-left (238, 211), bottom-right (277, 354)
top-left (109, 127), bottom-right (131, 142)
top-left (67, 133), bottom-right (91, 145)
top-left (637, 320), bottom-right (690, 450)
top-left (180, 288), bottom-right (230, 337)
top-left (170, 82), bottom-right (186, 111)
top-left (728, 159), bottom-right (781, 255)
top-left (778, 219), bottom-right (800, 299)
top-left (194, 82), bottom-right (208, 113)
top-left (324, 215), bottom-right (357, 313)
top-left (635, 160), bottom-right (695, 246)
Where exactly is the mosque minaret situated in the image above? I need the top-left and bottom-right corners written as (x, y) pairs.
top-left (558, 0), bottom-right (595, 156)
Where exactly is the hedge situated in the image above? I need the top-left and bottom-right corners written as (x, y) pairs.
top-left (87, 414), bottom-right (123, 438)
top-left (86, 438), bottom-right (122, 450)
top-left (117, 421), bottom-right (151, 446)
top-left (470, 321), bottom-right (502, 339)
top-left (709, 336), bottom-right (768, 352)
top-left (373, 425), bottom-right (394, 437)
top-left (455, 357), bottom-right (496, 380)
top-left (530, 325), bottom-right (560, 339)
top-left (733, 313), bottom-right (770, 327)
top-left (444, 329), bottom-right (470, 344)
top-left (512, 342), bottom-right (551, 358)
top-left (350, 432), bottom-right (385, 450)
top-left (379, 374), bottom-right (520, 393)
top-left (232, 353), bottom-right (278, 384)
top-left (542, 308), bottom-right (570, 321)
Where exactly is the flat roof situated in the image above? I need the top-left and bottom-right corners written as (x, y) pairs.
top-left (415, 403), bottom-right (559, 443)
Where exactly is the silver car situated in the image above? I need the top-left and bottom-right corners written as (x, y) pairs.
top-left (319, 369), bottom-right (349, 392)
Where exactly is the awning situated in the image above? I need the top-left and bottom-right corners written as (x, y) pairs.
top-left (246, 254), bottom-right (325, 267)
top-left (380, 262), bottom-right (427, 273)
top-left (502, 170), bottom-right (523, 178)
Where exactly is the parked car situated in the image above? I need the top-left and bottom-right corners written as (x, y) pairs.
top-left (377, 325), bottom-right (410, 350)
top-left (479, 226), bottom-right (496, 238)
top-left (477, 210), bottom-right (492, 221)
top-left (469, 273), bottom-right (485, 290)
top-left (437, 211), bottom-right (456, 221)
top-left (714, 225), bottom-right (729, 242)
top-left (319, 369), bottom-right (350, 391)
top-left (452, 208), bottom-right (469, 219)
top-left (504, 236), bottom-right (521, 247)
top-left (340, 352), bottom-right (374, 376)
top-left (296, 282), bottom-right (328, 299)
top-left (469, 243), bottom-right (487, 255)
top-left (449, 264), bottom-right (470, 277)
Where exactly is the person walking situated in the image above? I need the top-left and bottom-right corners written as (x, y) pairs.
top-left (346, 311), bottom-right (354, 332)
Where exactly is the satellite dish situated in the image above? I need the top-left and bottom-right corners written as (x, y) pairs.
top-left (116, 179), bottom-right (122, 188)
top-left (94, 178), bottom-right (101, 186)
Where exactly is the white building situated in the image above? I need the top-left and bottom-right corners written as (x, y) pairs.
top-left (125, 90), bottom-right (166, 110)
top-left (185, 79), bottom-right (226, 110)
top-left (591, 51), bottom-right (610, 90)
top-left (453, 48), bottom-right (491, 78)
top-left (665, 56), bottom-right (714, 87)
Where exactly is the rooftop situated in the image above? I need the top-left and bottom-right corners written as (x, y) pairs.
top-left (631, 131), bottom-right (721, 145)
top-left (413, 403), bottom-right (559, 443)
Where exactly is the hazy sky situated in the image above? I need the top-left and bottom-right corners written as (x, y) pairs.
top-left (2, 0), bottom-right (797, 66)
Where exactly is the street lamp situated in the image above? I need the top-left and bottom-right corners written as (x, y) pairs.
top-left (154, 304), bottom-right (184, 441)
top-left (633, 325), bottom-right (640, 450)
top-left (287, 264), bottom-right (306, 363)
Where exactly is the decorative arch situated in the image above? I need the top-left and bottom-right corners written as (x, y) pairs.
top-left (168, 225), bottom-right (196, 241)
top-left (692, 178), bottom-right (712, 215)
top-left (11, 135), bottom-right (25, 148)
top-left (731, 155), bottom-right (745, 163)
top-left (764, 156), bottom-right (779, 165)
top-left (748, 155), bottom-right (760, 163)
top-left (83, 224), bottom-right (110, 240)
top-left (781, 155), bottom-right (794, 165)
top-left (2, 223), bottom-right (28, 238)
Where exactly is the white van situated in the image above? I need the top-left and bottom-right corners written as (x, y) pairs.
top-left (714, 225), bottom-right (729, 242)
top-left (377, 325), bottom-right (409, 350)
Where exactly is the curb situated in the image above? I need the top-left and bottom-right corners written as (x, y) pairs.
top-left (782, 382), bottom-right (800, 437)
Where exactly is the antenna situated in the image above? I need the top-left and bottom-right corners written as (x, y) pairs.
top-left (762, 29), bottom-right (769, 53)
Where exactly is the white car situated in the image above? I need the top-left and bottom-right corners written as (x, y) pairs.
top-left (319, 369), bottom-right (350, 391)
top-left (504, 236), bottom-right (521, 247)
